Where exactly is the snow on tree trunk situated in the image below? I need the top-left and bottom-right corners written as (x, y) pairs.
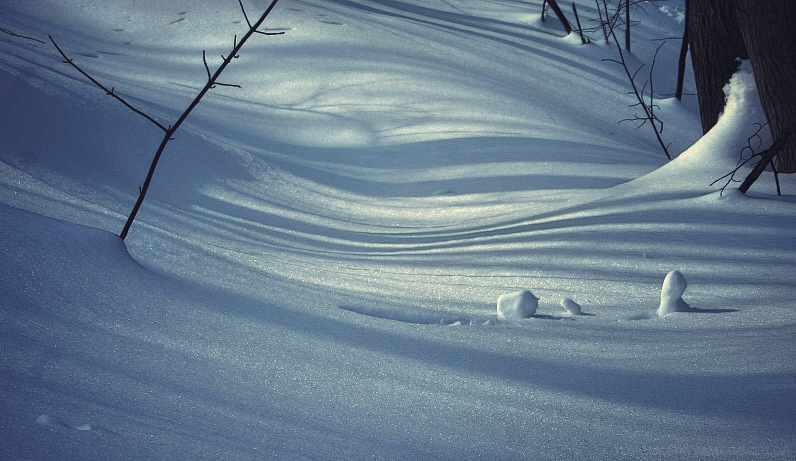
top-left (734, 0), bottom-right (796, 173)
top-left (688, 0), bottom-right (796, 173)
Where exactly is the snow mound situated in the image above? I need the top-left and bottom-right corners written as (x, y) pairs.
top-left (561, 298), bottom-right (582, 316)
top-left (497, 290), bottom-right (539, 320)
top-left (658, 270), bottom-right (690, 316)
top-left (35, 414), bottom-right (70, 429)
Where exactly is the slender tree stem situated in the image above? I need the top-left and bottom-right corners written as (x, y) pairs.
top-left (624, 0), bottom-right (631, 51)
top-left (605, 30), bottom-right (671, 160)
top-left (675, 0), bottom-right (689, 100)
top-left (119, 0), bottom-right (283, 240)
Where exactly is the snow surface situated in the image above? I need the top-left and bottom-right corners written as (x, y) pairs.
top-left (1, 1), bottom-right (795, 459)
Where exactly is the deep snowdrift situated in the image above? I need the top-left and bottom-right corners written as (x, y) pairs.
top-left (1, 1), bottom-right (794, 459)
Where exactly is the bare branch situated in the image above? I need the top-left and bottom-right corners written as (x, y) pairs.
top-left (239, 0), bottom-right (284, 35)
top-left (648, 42), bottom-right (665, 117)
top-left (49, 36), bottom-right (168, 133)
top-left (203, 50), bottom-right (212, 80)
top-left (1, 27), bottom-right (46, 44)
top-left (603, 29), bottom-right (671, 159)
top-left (737, 121), bottom-right (796, 194)
top-left (119, 0), bottom-right (284, 240)
top-left (254, 30), bottom-right (286, 36)
top-left (571, 3), bottom-right (590, 45)
top-left (710, 123), bottom-right (780, 195)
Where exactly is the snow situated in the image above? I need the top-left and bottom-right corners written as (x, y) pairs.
top-left (497, 290), bottom-right (539, 320)
top-left (658, 270), bottom-right (689, 316)
top-left (1, 1), bottom-right (795, 459)
top-left (561, 297), bottom-right (583, 316)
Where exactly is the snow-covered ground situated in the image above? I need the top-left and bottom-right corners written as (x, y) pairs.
top-left (1, 1), bottom-right (794, 459)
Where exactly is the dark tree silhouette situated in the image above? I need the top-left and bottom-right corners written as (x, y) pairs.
top-left (688, 0), bottom-right (796, 173)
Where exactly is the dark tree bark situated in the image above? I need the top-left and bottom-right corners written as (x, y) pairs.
top-left (674, 0), bottom-right (689, 101)
top-left (688, 0), bottom-right (796, 173)
top-left (543, 0), bottom-right (572, 34)
top-left (624, 0), bottom-right (630, 51)
top-left (734, 0), bottom-right (796, 173)
top-left (687, 0), bottom-right (747, 132)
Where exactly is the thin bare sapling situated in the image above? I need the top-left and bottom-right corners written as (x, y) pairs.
top-left (571, 3), bottom-right (591, 45)
top-left (603, 29), bottom-right (672, 159)
top-left (49, 0), bottom-right (284, 240)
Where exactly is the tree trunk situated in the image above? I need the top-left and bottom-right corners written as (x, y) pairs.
top-left (688, 0), bottom-right (796, 173)
top-left (624, 0), bottom-right (630, 51)
top-left (674, 0), bottom-right (689, 101)
top-left (687, 0), bottom-right (747, 132)
top-left (545, 0), bottom-right (572, 34)
top-left (733, 0), bottom-right (796, 173)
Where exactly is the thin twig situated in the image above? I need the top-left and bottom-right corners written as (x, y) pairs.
top-left (735, 120), bottom-right (795, 195)
top-left (49, 36), bottom-right (169, 133)
top-left (603, 29), bottom-right (671, 159)
top-left (710, 123), bottom-right (774, 194)
top-left (571, 2), bottom-right (590, 45)
top-left (1, 27), bottom-right (46, 44)
top-left (239, 0), bottom-right (285, 36)
top-left (595, 0), bottom-right (608, 42)
top-left (119, 0), bottom-right (283, 239)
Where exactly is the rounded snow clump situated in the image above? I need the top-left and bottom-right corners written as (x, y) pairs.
top-left (497, 290), bottom-right (539, 320)
top-left (561, 298), bottom-right (582, 315)
top-left (657, 270), bottom-right (690, 316)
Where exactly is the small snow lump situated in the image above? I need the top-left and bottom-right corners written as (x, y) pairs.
top-left (657, 270), bottom-right (690, 316)
top-left (497, 290), bottom-right (539, 320)
top-left (561, 297), bottom-right (582, 315)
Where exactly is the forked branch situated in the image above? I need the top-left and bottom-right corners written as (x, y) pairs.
top-left (117, 0), bottom-right (283, 240)
top-left (50, 1), bottom-right (284, 240)
top-left (713, 121), bottom-right (795, 195)
top-left (238, 0), bottom-right (285, 36)
top-left (603, 30), bottom-right (671, 159)
top-left (1, 27), bottom-right (46, 44)
top-left (49, 37), bottom-right (169, 133)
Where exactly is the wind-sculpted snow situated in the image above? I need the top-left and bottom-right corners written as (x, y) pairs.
top-left (1, 1), bottom-right (795, 459)
top-left (658, 270), bottom-right (689, 316)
